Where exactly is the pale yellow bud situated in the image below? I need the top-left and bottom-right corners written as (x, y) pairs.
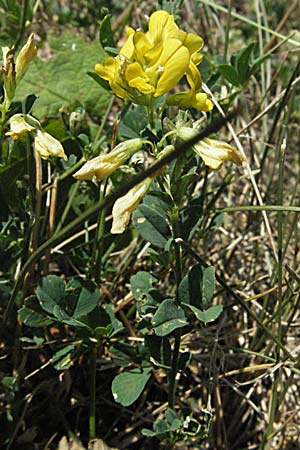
top-left (15, 33), bottom-right (37, 83)
top-left (177, 127), bottom-right (246, 170)
top-left (73, 138), bottom-right (146, 181)
top-left (34, 130), bottom-right (67, 161)
top-left (111, 178), bottom-right (153, 234)
top-left (2, 46), bottom-right (16, 103)
top-left (6, 114), bottom-right (35, 139)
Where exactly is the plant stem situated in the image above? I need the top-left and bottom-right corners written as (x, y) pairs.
top-left (16, 0), bottom-right (30, 50)
top-left (90, 180), bottom-right (108, 281)
top-left (168, 207), bottom-right (183, 409)
top-left (168, 329), bottom-right (181, 410)
top-left (89, 343), bottom-right (98, 440)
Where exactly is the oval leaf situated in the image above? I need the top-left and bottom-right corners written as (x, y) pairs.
top-left (151, 299), bottom-right (188, 336)
top-left (112, 367), bottom-right (152, 406)
top-left (133, 204), bottom-right (170, 248)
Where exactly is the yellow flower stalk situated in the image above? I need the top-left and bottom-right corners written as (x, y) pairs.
top-left (73, 138), bottom-right (147, 181)
top-left (177, 126), bottom-right (246, 170)
top-left (95, 10), bottom-right (212, 110)
top-left (111, 177), bottom-right (153, 234)
top-left (6, 114), bottom-right (35, 139)
top-left (34, 129), bottom-right (67, 161)
top-left (15, 33), bottom-right (37, 83)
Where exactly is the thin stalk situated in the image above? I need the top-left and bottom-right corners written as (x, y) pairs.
top-left (168, 208), bottom-right (183, 410)
top-left (223, 0), bottom-right (232, 63)
top-left (168, 330), bottom-right (181, 410)
top-left (90, 180), bottom-right (108, 282)
top-left (55, 181), bottom-right (80, 234)
top-left (89, 343), bottom-right (98, 440)
top-left (92, 95), bottom-right (115, 153)
top-left (15, 0), bottom-right (30, 50)
top-left (31, 151), bottom-right (42, 252)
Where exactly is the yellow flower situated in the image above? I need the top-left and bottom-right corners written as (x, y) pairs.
top-left (6, 114), bottom-right (35, 139)
top-left (111, 178), bottom-right (153, 234)
top-left (15, 33), bottom-right (37, 83)
top-left (167, 60), bottom-right (213, 111)
top-left (34, 130), bottom-right (67, 161)
top-left (73, 138), bottom-right (147, 181)
top-left (95, 10), bottom-right (212, 110)
top-left (177, 127), bottom-right (246, 169)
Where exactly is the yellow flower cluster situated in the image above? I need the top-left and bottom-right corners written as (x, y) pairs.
top-left (95, 11), bottom-right (213, 111)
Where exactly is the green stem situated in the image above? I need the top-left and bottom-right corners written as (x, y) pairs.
top-left (168, 208), bottom-right (183, 410)
top-left (168, 330), bottom-right (181, 410)
top-left (89, 343), bottom-right (98, 440)
top-left (223, 0), bottom-right (232, 63)
top-left (16, 0), bottom-right (30, 50)
top-left (90, 181), bottom-right (108, 281)
top-left (55, 181), bottom-right (80, 234)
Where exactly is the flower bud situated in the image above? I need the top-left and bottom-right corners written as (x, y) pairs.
top-left (34, 129), bottom-right (67, 161)
top-left (111, 178), bottom-right (153, 234)
top-left (2, 46), bottom-right (16, 104)
top-left (15, 33), bottom-right (37, 83)
top-left (177, 127), bottom-right (246, 170)
top-left (6, 114), bottom-right (35, 139)
top-left (73, 138), bottom-right (146, 181)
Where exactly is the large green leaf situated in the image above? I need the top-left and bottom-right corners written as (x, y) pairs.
top-left (14, 31), bottom-right (112, 118)
top-left (179, 263), bottom-right (215, 309)
top-left (151, 299), bottom-right (188, 336)
top-left (112, 367), bottom-right (152, 406)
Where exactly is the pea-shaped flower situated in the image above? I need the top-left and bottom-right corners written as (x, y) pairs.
top-left (73, 138), bottom-right (148, 181)
top-left (111, 178), bottom-right (153, 234)
top-left (95, 10), bottom-right (212, 111)
top-left (177, 126), bottom-right (246, 170)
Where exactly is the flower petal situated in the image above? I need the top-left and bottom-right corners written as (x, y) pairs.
top-left (147, 10), bottom-right (179, 45)
top-left (193, 138), bottom-right (246, 169)
top-left (111, 178), bottom-right (153, 234)
top-left (34, 130), bottom-right (67, 161)
top-left (153, 39), bottom-right (190, 97)
top-left (125, 62), bottom-right (155, 94)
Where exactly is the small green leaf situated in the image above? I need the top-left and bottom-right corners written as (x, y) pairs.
top-left (184, 304), bottom-right (223, 324)
top-left (133, 204), bottom-right (170, 248)
top-left (37, 275), bottom-right (66, 315)
top-left (218, 64), bottom-right (240, 86)
top-left (18, 305), bottom-right (53, 327)
top-left (99, 15), bottom-right (116, 51)
top-left (52, 345), bottom-right (75, 370)
top-left (72, 281), bottom-right (99, 318)
top-left (112, 367), bottom-right (152, 406)
top-left (152, 299), bottom-right (188, 336)
top-left (236, 42), bottom-right (255, 84)
top-left (119, 107), bottom-right (148, 139)
top-left (130, 271), bottom-right (156, 301)
top-left (103, 303), bottom-right (123, 336)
